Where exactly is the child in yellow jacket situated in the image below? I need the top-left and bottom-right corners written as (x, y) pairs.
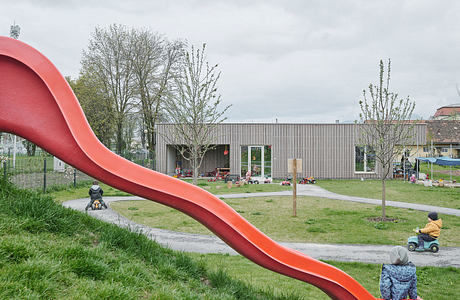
top-left (414, 212), bottom-right (442, 250)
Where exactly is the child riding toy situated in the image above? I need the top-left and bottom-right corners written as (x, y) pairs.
top-left (407, 235), bottom-right (439, 253)
top-left (408, 212), bottom-right (442, 253)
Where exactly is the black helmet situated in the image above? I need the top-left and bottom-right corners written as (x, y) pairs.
top-left (428, 212), bottom-right (438, 221)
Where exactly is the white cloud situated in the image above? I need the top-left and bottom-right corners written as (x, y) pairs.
top-left (1, 0), bottom-right (460, 122)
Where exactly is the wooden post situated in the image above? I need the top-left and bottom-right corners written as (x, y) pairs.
top-left (288, 158), bottom-right (301, 217)
top-left (293, 158), bottom-right (297, 217)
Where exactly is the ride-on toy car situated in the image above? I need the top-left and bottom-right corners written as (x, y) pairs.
top-left (91, 199), bottom-right (104, 210)
top-left (407, 236), bottom-right (439, 253)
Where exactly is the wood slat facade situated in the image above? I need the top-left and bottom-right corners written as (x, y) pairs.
top-left (156, 123), bottom-right (426, 179)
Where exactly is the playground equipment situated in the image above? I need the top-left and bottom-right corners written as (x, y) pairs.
top-left (0, 36), bottom-right (378, 300)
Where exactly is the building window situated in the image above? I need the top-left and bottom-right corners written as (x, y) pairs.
top-left (264, 145), bottom-right (272, 178)
top-left (355, 145), bottom-right (375, 173)
top-left (241, 146), bottom-right (248, 178)
top-left (240, 145), bottom-right (272, 178)
top-left (442, 148), bottom-right (448, 153)
top-left (423, 147), bottom-right (429, 153)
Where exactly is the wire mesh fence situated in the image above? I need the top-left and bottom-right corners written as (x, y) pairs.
top-left (1, 150), bottom-right (93, 192)
top-left (0, 134), bottom-right (156, 192)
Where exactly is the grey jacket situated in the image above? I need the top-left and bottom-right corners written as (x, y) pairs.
top-left (89, 185), bottom-right (103, 200)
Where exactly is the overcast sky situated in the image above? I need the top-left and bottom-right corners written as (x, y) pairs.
top-left (2, 0), bottom-right (460, 123)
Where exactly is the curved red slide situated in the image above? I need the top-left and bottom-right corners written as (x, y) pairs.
top-left (0, 36), bottom-right (378, 300)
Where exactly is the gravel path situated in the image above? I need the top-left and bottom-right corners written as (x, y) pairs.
top-left (63, 185), bottom-right (460, 268)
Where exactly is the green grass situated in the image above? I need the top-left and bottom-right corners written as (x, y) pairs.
top-left (50, 183), bottom-right (131, 203)
top-left (317, 179), bottom-right (460, 209)
top-left (49, 180), bottom-right (290, 203)
top-left (110, 196), bottom-right (460, 247)
top-left (0, 180), bottom-right (299, 300)
top-left (182, 179), bottom-right (292, 194)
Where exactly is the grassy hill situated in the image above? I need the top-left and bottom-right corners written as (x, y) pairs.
top-left (0, 180), bottom-right (299, 300)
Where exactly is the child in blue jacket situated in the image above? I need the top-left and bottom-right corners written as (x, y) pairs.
top-left (380, 246), bottom-right (422, 300)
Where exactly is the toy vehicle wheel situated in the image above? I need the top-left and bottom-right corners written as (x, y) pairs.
top-left (408, 242), bottom-right (417, 251)
top-left (254, 180), bottom-right (259, 184)
top-left (430, 244), bottom-right (439, 253)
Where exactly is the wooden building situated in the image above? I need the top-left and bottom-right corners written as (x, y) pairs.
top-left (156, 123), bottom-right (426, 180)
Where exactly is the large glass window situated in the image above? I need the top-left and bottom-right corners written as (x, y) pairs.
top-left (240, 145), bottom-right (272, 178)
top-left (355, 145), bottom-right (375, 173)
top-left (241, 146), bottom-right (248, 177)
top-left (264, 145), bottom-right (272, 178)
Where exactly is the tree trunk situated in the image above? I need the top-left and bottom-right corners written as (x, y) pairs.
top-left (116, 122), bottom-right (124, 155)
top-left (381, 179), bottom-right (386, 219)
top-left (192, 150), bottom-right (198, 185)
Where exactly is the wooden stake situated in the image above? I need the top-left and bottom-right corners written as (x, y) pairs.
top-left (293, 158), bottom-right (297, 217)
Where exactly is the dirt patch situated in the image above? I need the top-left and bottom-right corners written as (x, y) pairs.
top-left (367, 217), bottom-right (401, 223)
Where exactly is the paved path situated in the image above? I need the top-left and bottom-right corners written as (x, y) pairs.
top-left (63, 185), bottom-right (460, 268)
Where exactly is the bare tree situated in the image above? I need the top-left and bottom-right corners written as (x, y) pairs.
top-left (81, 24), bottom-right (136, 155)
top-left (164, 44), bottom-right (231, 185)
top-left (359, 59), bottom-right (415, 219)
top-left (131, 29), bottom-right (185, 168)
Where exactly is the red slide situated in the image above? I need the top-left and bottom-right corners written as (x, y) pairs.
top-left (0, 36), bottom-right (378, 300)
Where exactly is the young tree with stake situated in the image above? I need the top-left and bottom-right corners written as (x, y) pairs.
top-left (359, 59), bottom-right (415, 219)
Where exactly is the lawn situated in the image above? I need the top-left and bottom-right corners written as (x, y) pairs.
top-left (50, 183), bottom-right (131, 203)
top-left (110, 196), bottom-right (460, 247)
top-left (317, 179), bottom-right (460, 209)
top-left (50, 180), bottom-right (291, 203)
top-left (183, 178), bottom-right (292, 194)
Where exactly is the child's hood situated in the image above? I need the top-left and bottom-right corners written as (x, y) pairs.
top-left (383, 263), bottom-right (416, 282)
top-left (90, 185), bottom-right (101, 190)
top-left (432, 219), bottom-right (442, 228)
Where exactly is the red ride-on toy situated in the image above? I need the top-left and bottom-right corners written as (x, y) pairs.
top-left (281, 175), bottom-right (292, 186)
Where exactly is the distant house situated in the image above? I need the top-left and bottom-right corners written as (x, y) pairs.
top-left (156, 123), bottom-right (426, 180)
top-left (425, 120), bottom-right (460, 158)
top-left (402, 120), bottom-right (460, 161)
top-left (433, 103), bottom-right (460, 120)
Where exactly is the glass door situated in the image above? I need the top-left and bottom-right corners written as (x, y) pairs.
top-left (249, 146), bottom-right (263, 178)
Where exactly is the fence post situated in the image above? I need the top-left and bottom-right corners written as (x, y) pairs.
top-left (73, 168), bottom-right (76, 187)
top-left (43, 157), bottom-right (47, 193)
top-left (3, 161), bottom-right (6, 181)
top-left (7, 148), bottom-right (10, 170)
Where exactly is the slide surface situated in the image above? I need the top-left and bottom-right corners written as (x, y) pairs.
top-left (0, 36), bottom-right (377, 300)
